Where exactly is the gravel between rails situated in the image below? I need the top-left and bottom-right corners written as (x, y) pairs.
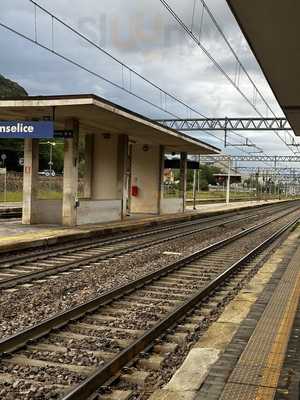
top-left (0, 211), bottom-right (298, 400)
top-left (113, 226), bottom-right (295, 400)
top-left (0, 213), bottom-right (282, 339)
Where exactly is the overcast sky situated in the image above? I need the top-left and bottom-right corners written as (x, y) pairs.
top-left (0, 0), bottom-right (298, 160)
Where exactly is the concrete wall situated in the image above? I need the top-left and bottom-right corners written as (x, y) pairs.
top-left (34, 200), bottom-right (62, 224)
top-left (130, 144), bottom-right (160, 214)
top-left (92, 134), bottom-right (118, 200)
top-left (62, 120), bottom-right (79, 226)
top-left (77, 199), bottom-right (122, 225)
top-left (22, 139), bottom-right (39, 224)
top-left (161, 198), bottom-right (183, 214)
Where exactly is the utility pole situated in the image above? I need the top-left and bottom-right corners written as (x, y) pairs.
top-left (193, 169), bottom-right (197, 210)
top-left (278, 181), bottom-right (281, 200)
top-left (255, 171), bottom-right (259, 201)
top-left (0, 167), bottom-right (7, 202)
top-left (226, 157), bottom-right (231, 205)
top-left (49, 143), bottom-right (53, 175)
top-left (197, 155), bottom-right (200, 198)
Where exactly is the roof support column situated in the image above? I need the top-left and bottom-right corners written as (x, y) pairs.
top-left (158, 145), bottom-right (165, 215)
top-left (117, 134), bottom-right (129, 220)
top-left (83, 134), bottom-right (94, 199)
top-left (22, 139), bottom-right (39, 224)
top-left (62, 119), bottom-right (79, 226)
top-left (180, 152), bottom-right (187, 213)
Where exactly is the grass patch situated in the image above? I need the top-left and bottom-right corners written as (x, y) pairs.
top-left (37, 191), bottom-right (62, 200)
top-left (0, 191), bottom-right (62, 202)
top-left (0, 192), bottom-right (22, 202)
top-left (164, 190), bottom-right (257, 200)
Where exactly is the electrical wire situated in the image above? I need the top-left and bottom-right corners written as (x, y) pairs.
top-left (28, 0), bottom-right (261, 153)
top-left (0, 0), bottom-right (263, 156)
top-left (199, 0), bottom-right (300, 154)
top-left (159, 0), bottom-right (300, 155)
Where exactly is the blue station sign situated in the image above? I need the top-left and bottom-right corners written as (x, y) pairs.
top-left (0, 121), bottom-right (54, 139)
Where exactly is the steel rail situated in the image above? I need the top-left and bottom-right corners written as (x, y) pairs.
top-left (66, 214), bottom-right (299, 400)
top-left (0, 210), bottom-right (22, 219)
top-left (0, 207), bottom-right (298, 355)
top-left (0, 207), bottom-right (259, 265)
top-left (0, 205), bottom-right (289, 290)
top-left (0, 201), bottom-right (293, 265)
top-left (63, 216), bottom-right (299, 400)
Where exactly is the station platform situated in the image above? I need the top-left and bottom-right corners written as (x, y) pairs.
top-left (0, 202), bottom-right (21, 209)
top-left (0, 199), bottom-right (291, 254)
top-left (216, 239), bottom-right (300, 400)
top-left (149, 216), bottom-right (300, 400)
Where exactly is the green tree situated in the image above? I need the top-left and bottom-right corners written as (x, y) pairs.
top-left (174, 164), bottom-right (221, 191)
top-left (39, 140), bottom-right (64, 173)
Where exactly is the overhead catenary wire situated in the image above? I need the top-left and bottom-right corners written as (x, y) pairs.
top-left (159, 0), bottom-right (300, 155)
top-left (27, 0), bottom-right (261, 153)
top-left (0, 21), bottom-right (249, 154)
top-left (0, 0), bottom-right (264, 156)
top-left (191, 0), bottom-right (197, 32)
top-left (159, 0), bottom-right (263, 114)
top-left (198, 0), bottom-right (300, 154)
top-left (27, 1), bottom-right (203, 120)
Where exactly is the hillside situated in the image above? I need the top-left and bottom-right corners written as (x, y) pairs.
top-left (0, 74), bottom-right (28, 170)
top-left (0, 74), bottom-right (28, 98)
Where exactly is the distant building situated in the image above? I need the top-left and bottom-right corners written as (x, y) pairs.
top-left (213, 173), bottom-right (242, 184)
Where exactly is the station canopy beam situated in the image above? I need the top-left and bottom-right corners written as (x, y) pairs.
top-left (157, 118), bottom-right (292, 131)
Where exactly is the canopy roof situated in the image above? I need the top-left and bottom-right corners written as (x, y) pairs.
top-left (0, 94), bottom-right (220, 154)
top-left (227, 0), bottom-right (300, 136)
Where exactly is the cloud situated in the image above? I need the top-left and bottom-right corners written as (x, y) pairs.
top-left (0, 0), bottom-right (297, 156)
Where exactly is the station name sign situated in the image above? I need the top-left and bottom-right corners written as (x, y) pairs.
top-left (0, 121), bottom-right (54, 139)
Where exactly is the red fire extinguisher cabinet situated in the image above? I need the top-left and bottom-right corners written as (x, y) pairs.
top-left (131, 186), bottom-right (138, 197)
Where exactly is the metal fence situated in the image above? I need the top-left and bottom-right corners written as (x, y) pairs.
top-left (0, 172), bottom-right (85, 202)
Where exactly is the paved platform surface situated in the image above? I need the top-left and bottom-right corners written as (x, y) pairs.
top-left (219, 243), bottom-right (300, 399)
top-left (186, 199), bottom-right (281, 212)
top-left (276, 287), bottom-right (300, 399)
top-left (149, 226), bottom-right (300, 400)
top-left (150, 223), bottom-right (300, 400)
top-left (0, 199), bottom-right (288, 253)
top-left (0, 202), bottom-right (21, 209)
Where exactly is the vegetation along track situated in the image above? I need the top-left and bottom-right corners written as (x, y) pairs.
top-left (0, 201), bottom-right (297, 290)
top-left (0, 204), bottom-right (299, 399)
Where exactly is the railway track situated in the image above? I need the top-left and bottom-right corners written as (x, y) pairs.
top-left (0, 205), bottom-right (299, 400)
top-left (0, 208), bottom-right (22, 219)
top-left (0, 201), bottom-right (296, 290)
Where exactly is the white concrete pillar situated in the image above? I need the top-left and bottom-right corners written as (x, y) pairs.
top-left (130, 144), bottom-right (160, 214)
top-left (226, 157), bottom-right (231, 205)
top-left (62, 119), bottom-right (79, 226)
top-left (22, 139), bottom-right (39, 224)
top-left (180, 152), bottom-right (187, 213)
top-left (158, 145), bottom-right (165, 215)
top-left (92, 134), bottom-right (118, 199)
top-left (117, 134), bottom-right (129, 219)
top-left (193, 169), bottom-right (197, 210)
top-left (83, 134), bottom-right (94, 199)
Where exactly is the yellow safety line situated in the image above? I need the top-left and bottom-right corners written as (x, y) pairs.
top-left (255, 260), bottom-right (300, 399)
top-left (0, 230), bottom-right (72, 244)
